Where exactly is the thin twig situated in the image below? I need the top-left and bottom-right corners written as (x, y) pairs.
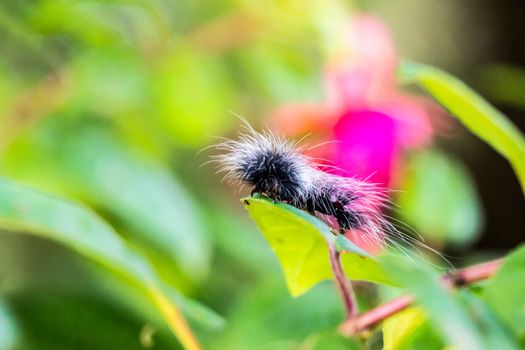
top-left (329, 243), bottom-right (358, 318)
top-left (339, 258), bottom-right (504, 336)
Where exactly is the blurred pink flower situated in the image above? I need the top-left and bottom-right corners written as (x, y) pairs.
top-left (330, 110), bottom-right (398, 186)
top-left (270, 14), bottom-right (435, 187)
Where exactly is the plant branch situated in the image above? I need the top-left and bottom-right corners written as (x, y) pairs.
top-left (329, 243), bottom-right (358, 318)
top-left (339, 258), bottom-right (504, 336)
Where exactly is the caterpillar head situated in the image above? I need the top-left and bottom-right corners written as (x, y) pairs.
top-left (213, 129), bottom-right (312, 203)
top-left (243, 148), bottom-right (302, 201)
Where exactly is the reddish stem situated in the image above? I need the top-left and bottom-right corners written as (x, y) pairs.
top-left (329, 244), bottom-right (357, 318)
top-left (339, 258), bottom-right (504, 336)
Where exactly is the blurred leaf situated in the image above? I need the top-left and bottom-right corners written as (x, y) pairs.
top-left (7, 291), bottom-right (180, 350)
top-left (399, 61), bottom-right (525, 195)
top-left (243, 195), bottom-right (393, 297)
top-left (398, 150), bottom-right (482, 247)
top-left (483, 244), bottom-right (525, 343)
top-left (154, 50), bottom-right (236, 147)
top-left (214, 281), bottom-right (348, 349)
top-left (381, 254), bottom-right (485, 350)
top-left (0, 300), bottom-right (18, 350)
top-left (207, 208), bottom-right (278, 277)
top-left (0, 178), bottom-right (221, 349)
top-left (383, 307), bottom-right (426, 350)
top-left (385, 320), bottom-right (442, 350)
top-left (459, 289), bottom-right (521, 349)
top-left (167, 289), bottom-right (225, 332)
top-left (2, 118), bottom-right (210, 282)
top-left (0, 232), bottom-right (225, 339)
top-left (303, 330), bottom-right (361, 350)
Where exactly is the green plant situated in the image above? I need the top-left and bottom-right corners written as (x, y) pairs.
top-left (241, 62), bottom-right (525, 349)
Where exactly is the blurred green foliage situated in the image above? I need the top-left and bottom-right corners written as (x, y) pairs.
top-left (0, 0), bottom-right (524, 349)
top-left (400, 62), bottom-right (525, 195)
top-left (398, 150), bottom-right (482, 247)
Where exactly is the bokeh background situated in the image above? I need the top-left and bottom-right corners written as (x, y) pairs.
top-left (0, 0), bottom-right (524, 349)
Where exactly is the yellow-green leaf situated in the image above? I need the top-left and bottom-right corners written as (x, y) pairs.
top-left (399, 61), bottom-right (525, 195)
top-left (243, 196), bottom-right (393, 297)
top-left (383, 307), bottom-right (426, 350)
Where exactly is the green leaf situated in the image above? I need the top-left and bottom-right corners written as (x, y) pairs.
top-left (399, 61), bottom-right (525, 195)
top-left (305, 330), bottom-right (361, 350)
top-left (459, 289), bottom-right (521, 350)
top-left (385, 321), bottom-right (443, 350)
top-left (381, 254), bottom-right (485, 350)
top-left (483, 244), bottom-right (525, 343)
top-left (383, 307), bottom-right (426, 350)
top-left (0, 178), bottom-right (222, 349)
top-left (398, 150), bottom-right (482, 247)
top-left (243, 196), bottom-right (393, 297)
top-left (213, 281), bottom-right (351, 349)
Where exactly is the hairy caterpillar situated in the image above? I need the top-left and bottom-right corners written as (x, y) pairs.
top-left (208, 120), bottom-right (451, 268)
top-left (211, 122), bottom-right (396, 251)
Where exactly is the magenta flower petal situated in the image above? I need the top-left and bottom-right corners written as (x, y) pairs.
top-left (330, 110), bottom-right (399, 187)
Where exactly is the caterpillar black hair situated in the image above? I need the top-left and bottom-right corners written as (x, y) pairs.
top-left (212, 123), bottom-right (392, 249)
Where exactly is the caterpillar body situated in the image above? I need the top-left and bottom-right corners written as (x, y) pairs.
top-left (213, 124), bottom-right (391, 249)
